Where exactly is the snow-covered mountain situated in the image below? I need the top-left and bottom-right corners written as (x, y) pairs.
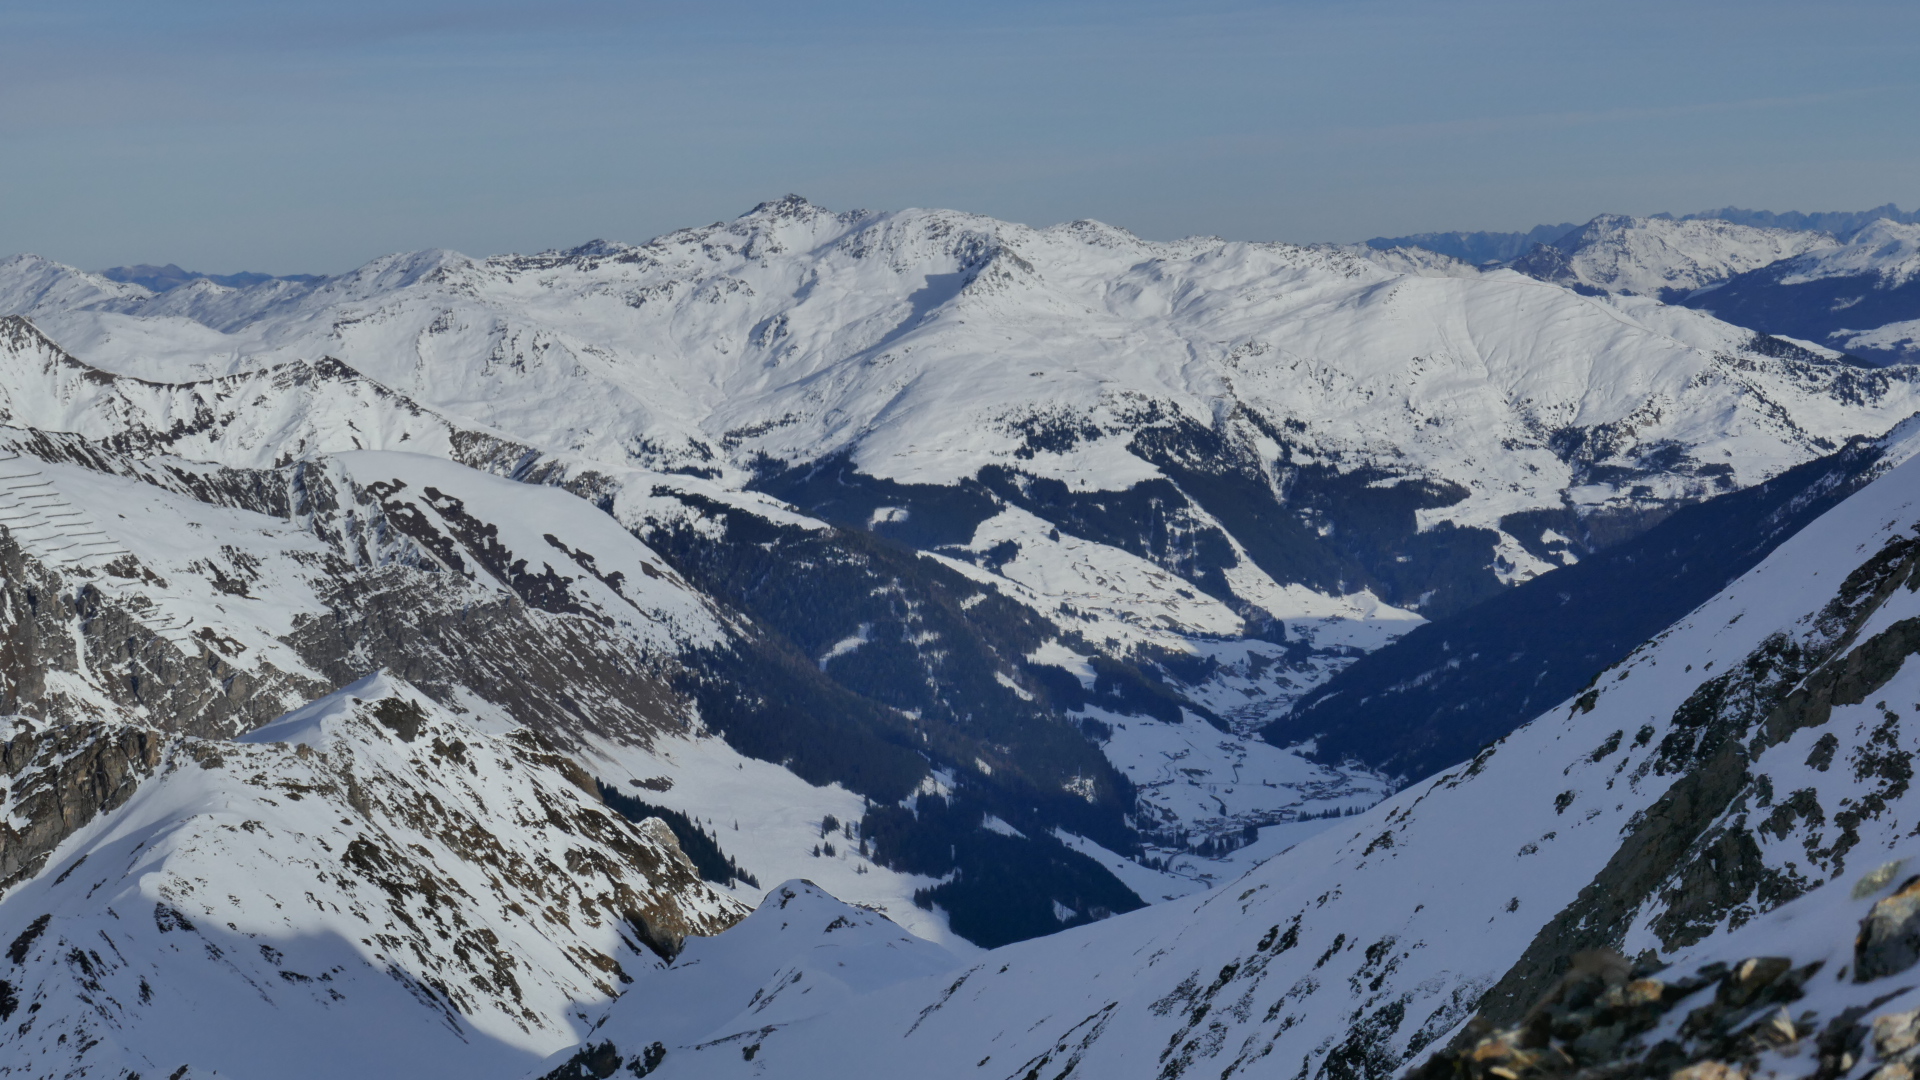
top-left (524, 399), bottom-right (1920, 1080)
top-left (8, 195), bottom-right (1920, 1075)
top-left (0, 313), bottom-right (1187, 946)
top-left (1365, 204), bottom-right (1920, 269)
top-left (1366, 223), bottom-right (1579, 266)
top-left (4, 197), bottom-right (1920, 952)
top-left (11, 200), bottom-right (1919, 635)
top-left (0, 673), bottom-right (746, 1078)
top-left (1377, 210), bottom-right (1920, 367)
top-left (1687, 219), bottom-right (1920, 364)
top-left (1508, 215), bottom-right (1834, 301)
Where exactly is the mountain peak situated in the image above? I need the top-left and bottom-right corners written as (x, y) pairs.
top-left (742, 193), bottom-right (829, 221)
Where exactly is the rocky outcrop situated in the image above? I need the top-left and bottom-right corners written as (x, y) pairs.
top-left (283, 566), bottom-right (694, 752)
top-left (0, 718), bottom-right (161, 891)
top-left (0, 677), bottom-right (749, 1077)
top-left (1476, 532), bottom-right (1920, 1026)
top-left (1415, 857), bottom-right (1920, 1080)
top-left (1412, 952), bottom-right (1824, 1080)
top-left (0, 528), bottom-right (322, 736)
top-left (1856, 877), bottom-right (1920, 982)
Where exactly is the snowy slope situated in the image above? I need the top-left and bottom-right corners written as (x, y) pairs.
top-left (0, 415), bottom-right (1166, 946)
top-left (7, 197), bottom-right (1920, 948)
top-left (1688, 219), bottom-right (1920, 364)
top-left (527, 879), bottom-right (961, 1079)
top-left (0, 316), bottom-right (469, 468)
top-left (0, 673), bottom-right (747, 1079)
top-left (1510, 215), bottom-right (1834, 301)
top-left (528, 418), bottom-right (1920, 1080)
top-left (3, 203), bottom-right (1906, 556)
top-left (1776, 219), bottom-right (1920, 290)
top-left (0, 255), bottom-right (149, 318)
top-left (7, 199), bottom-right (1918, 729)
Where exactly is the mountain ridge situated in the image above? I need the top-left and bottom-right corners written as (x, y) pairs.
top-left (3, 196), bottom-right (1920, 954)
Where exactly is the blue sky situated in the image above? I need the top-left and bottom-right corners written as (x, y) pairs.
top-left (3, 0), bottom-right (1918, 272)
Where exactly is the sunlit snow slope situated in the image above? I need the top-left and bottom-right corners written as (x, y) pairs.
top-left (532, 420), bottom-right (1920, 1080)
top-left (0, 674), bottom-right (746, 1079)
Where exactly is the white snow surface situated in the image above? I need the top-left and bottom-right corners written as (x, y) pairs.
top-left (530, 880), bottom-right (961, 1077)
top-left (1842, 318), bottom-right (1920, 359)
top-left (1530, 214), bottom-right (1836, 297)
top-left (581, 731), bottom-right (983, 956)
top-left (2, 200), bottom-right (1909, 529)
top-left (1774, 219), bottom-right (1920, 290)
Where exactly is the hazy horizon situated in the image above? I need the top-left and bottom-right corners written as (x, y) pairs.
top-left (11, 195), bottom-right (1902, 282)
top-left (5, 0), bottom-right (1917, 274)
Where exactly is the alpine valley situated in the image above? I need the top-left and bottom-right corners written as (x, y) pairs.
top-left (7, 197), bottom-right (1920, 1078)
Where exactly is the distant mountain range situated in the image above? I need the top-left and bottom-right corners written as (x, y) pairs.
top-left (1363, 222), bottom-right (1579, 265)
top-left (1367, 204), bottom-right (1920, 363)
top-left (1677, 201), bottom-right (1920, 238)
top-left (1367, 203), bottom-right (1920, 265)
top-left (2, 196), bottom-right (1920, 1075)
top-left (0, 194), bottom-right (1904, 963)
top-left (1684, 218), bottom-right (1920, 364)
top-left (98, 262), bottom-right (324, 292)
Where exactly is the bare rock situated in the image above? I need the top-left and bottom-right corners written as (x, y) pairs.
top-left (0, 719), bottom-right (162, 891)
top-left (1874, 1006), bottom-right (1920, 1060)
top-left (1857, 877), bottom-right (1920, 981)
top-left (1672, 1061), bottom-right (1748, 1080)
top-left (1717, 957), bottom-right (1794, 1008)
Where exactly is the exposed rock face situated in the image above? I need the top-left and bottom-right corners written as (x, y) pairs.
top-left (0, 529), bottom-right (322, 736)
top-left (1477, 528), bottom-right (1920, 1025)
top-left (282, 565), bottom-right (696, 752)
top-left (1411, 864), bottom-right (1920, 1080)
top-left (1856, 877), bottom-right (1920, 981)
top-left (0, 718), bottom-right (161, 891)
top-left (1411, 851), bottom-right (1920, 1080)
top-left (1412, 951), bottom-right (1821, 1080)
